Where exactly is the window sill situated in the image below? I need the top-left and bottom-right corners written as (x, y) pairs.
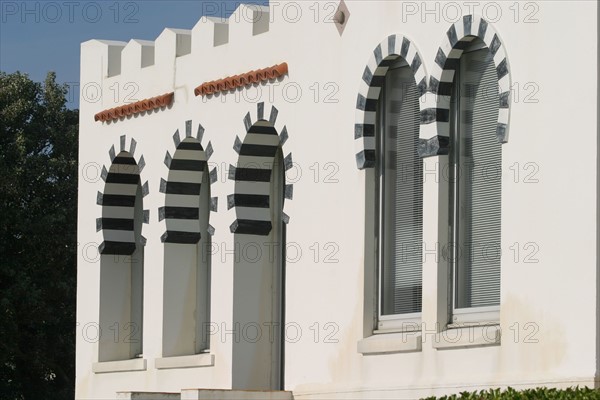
top-left (358, 332), bottom-right (422, 355)
top-left (116, 392), bottom-right (179, 400)
top-left (433, 324), bottom-right (500, 350)
top-left (92, 358), bottom-right (147, 374)
top-left (155, 353), bottom-right (214, 369)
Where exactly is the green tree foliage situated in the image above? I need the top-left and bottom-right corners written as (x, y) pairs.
top-left (0, 71), bottom-right (78, 399)
top-left (422, 387), bottom-right (600, 400)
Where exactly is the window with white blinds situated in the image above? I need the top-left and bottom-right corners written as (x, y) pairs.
top-left (449, 44), bottom-right (501, 320)
top-left (376, 59), bottom-right (423, 326)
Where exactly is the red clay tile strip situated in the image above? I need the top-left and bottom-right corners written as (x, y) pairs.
top-left (94, 92), bottom-right (174, 122)
top-left (194, 63), bottom-right (288, 96)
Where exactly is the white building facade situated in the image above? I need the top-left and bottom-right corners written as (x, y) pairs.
top-left (76, 1), bottom-right (600, 399)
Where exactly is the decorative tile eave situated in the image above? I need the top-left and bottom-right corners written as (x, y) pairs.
top-left (194, 63), bottom-right (289, 96)
top-left (94, 92), bottom-right (174, 122)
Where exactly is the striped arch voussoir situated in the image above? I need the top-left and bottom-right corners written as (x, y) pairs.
top-left (419, 14), bottom-right (511, 158)
top-left (229, 102), bottom-right (292, 236)
top-left (96, 135), bottom-right (149, 255)
top-left (158, 120), bottom-right (217, 244)
top-left (354, 34), bottom-right (428, 169)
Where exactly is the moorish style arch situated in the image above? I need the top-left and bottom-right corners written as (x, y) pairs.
top-left (419, 14), bottom-right (512, 156)
top-left (354, 16), bottom-right (512, 163)
top-left (158, 120), bottom-right (217, 357)
top-left (96, 135), bottom-right (149, 254)
top-left (228, 102), bottom-right (292, 390)
top-left (354, 33), bottom-right (428, 169)
top-left (95, 135), bottom-right (149, 362)
top-left (228, 102), bottom-right (293, 235)
top-left (159, 120), bottom-right (218, 243)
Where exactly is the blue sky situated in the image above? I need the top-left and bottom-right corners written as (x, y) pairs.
top-left (0, 0), bottom-right (266, 108)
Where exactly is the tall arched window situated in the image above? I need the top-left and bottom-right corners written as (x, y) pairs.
top-left (98, 150), bottom-right (144, 361)
top-left (375, 57), bottom-right (423, 330)
top-left (231, 127), bottom-right (285, 390)
top-left (160, 132), bottom-right (212, 358)
top-left (446, 38), bottom-right (502, 324)
top-left (229, 105), bottom-right (291, 390)
top-left (355, 36), bottom-right (427, 338)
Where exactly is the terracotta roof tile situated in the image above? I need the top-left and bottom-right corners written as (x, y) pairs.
top-left (94, 92), bottom-right (174, 122)
top-left (194, 63), bottom-right (288, 96)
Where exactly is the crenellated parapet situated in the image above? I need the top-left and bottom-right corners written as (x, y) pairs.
top-left (82, 5), bottom-right (267, 78)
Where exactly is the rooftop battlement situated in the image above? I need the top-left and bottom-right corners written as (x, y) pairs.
top-left (81, 4), bottom-right (271, 80)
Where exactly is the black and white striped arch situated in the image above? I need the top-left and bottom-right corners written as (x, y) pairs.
top-left (354, 34), bottom-right (428, 169)
top-left (419, 15), bottom-right (511, 157)
top-left (159, 120), bottom-right (217, 244)
top-left (96, 135), bottom-right (149, 255)
top-left (228, 102), bottom-right (293, 236)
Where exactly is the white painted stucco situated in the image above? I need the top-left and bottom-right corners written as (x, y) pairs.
top-left (76, 1), bottom-right (599, 399)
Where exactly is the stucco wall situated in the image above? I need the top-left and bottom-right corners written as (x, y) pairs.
top-left (76, 1), bottom-right (599, 398)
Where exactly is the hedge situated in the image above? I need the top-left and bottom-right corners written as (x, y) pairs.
top-left (421, 387), bottom-right (600, 399)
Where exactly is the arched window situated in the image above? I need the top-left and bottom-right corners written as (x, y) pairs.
top-left (160, 126), bottom-right (213, 358)
top-left (418, 16), bottom-right (510, 331)
top-left (375, 57), bottom-right (423, 329)
top-left (355, 36), bottom-right (427, 335)
top-left (98, 149), bottom-right (144, 361)
top-left (446, 38), bottom-right (502, 324)
top-left (229, 104), bottom-right (291, 390)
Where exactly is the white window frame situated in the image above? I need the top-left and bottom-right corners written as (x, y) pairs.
top-left (446, 40), bottom-right (501, 326)
top-left (375, 57), bottom-right (423, 333)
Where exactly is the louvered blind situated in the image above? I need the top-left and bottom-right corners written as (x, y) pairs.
top-left (454, 47), bottom-right (501, 309)
top-left (380, 63), bottom-right (423, 316)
